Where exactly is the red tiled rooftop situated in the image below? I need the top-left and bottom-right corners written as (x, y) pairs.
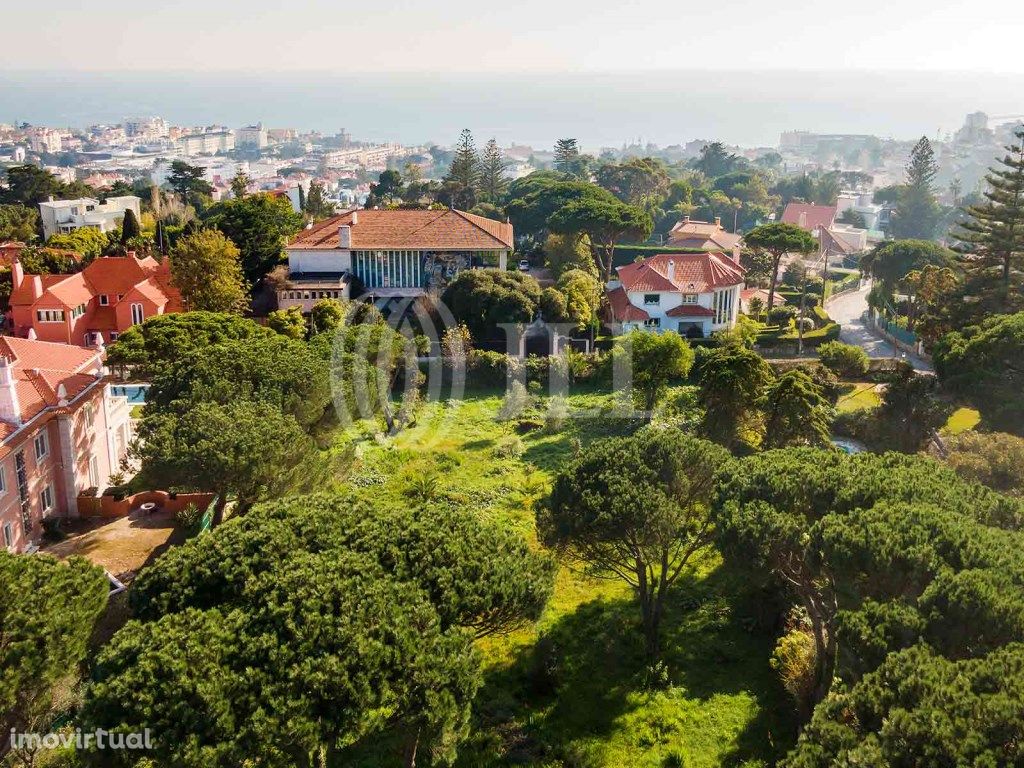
top-left (782, 203), bottom-right (837, 233)
top-left (616, 252), bottom-right (745, 294)
top-left (606, 286), bottom-right (650, 322)
top-left (289, 209), bottom-right (514, 251)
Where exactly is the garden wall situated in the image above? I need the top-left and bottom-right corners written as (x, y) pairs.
top-left (76, 490), bottom-right (216, 519)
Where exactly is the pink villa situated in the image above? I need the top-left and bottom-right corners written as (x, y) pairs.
top-left (0, 336), bottom-right (132, 553)
top-left (7, 253), bottom-right (183, 347)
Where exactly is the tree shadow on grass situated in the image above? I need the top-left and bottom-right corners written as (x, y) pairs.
top-left (457, 560), bottom-right (796, 767)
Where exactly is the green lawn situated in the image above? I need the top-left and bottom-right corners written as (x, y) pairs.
top-left (943, 407), bottom-right (981, 435)
top-left (335, 387), bottom-right (795, 767)
top-left (836, 383), bottom-right (882, 413)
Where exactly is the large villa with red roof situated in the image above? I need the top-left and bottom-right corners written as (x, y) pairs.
top-left (0, 336), bottom-right (132, 553)
top-left (279, 208), bottom-right (514, 311)
top-left (7, 253), bottom-right (183, 346)
top-left (607, 251), bottom-right (746, 338)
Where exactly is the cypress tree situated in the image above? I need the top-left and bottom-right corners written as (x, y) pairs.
top-left (120, 208), bottom-right (141, 244)
top-left (892, 136), bottom-right (941, 240)
top-left (955, 128), bottom-right (1024, 308)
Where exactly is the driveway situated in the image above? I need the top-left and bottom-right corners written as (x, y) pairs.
top-left (825, 282), bottom-right (933, 372)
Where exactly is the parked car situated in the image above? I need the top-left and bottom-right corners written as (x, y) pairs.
top-left (517, 259), bottom-right (531, 272)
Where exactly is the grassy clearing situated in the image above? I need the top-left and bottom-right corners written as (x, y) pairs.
top-left (337, 386), bottom-right (795, 767)
top-left (836, 383), bottom-right (882, 413)
top-left (943, 407), bottom-right (982, 435)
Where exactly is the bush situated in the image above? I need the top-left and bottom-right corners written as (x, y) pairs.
top-left (466, 349), bottom-right (510, 388)
top-left (545, 395), bottom-right (570, 433)
top-left (493, 435), bottom-right (525, 459)
top-left (769, 305), bottom-right (798, 327)
top-left (818, 341), bottom-right (870, 378)
top-left (175, 502), bottom-right (201, 529)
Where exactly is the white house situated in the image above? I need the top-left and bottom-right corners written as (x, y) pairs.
top-left (37, 196), bottom-right (141, 240)
top-left (606, 252), bottom-right (745, 338)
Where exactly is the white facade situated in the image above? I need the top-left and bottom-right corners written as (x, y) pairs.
top-left (616, 285), bottom-right (741, 337)
top-left (236, 123), bottom-right (268, 149)
top-left (176, 131), bottom-right (235, 155)
top-left (38, 196), bottom-right (141, 240)
top-left (836, 191), bottom-right (884, 231)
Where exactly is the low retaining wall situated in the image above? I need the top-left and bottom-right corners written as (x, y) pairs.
top-left (76, 490), bottom-right (216, 519)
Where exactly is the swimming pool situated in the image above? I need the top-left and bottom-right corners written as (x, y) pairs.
top-left (110, 384), bottom-right (150, 405)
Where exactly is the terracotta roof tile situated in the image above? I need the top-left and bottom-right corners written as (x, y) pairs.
top-left (288, 209), bottom-right (514, 251)
top-left (666, 304), bottom-right (716, 317)
top-left (782, 203), bottom-right (837, 233)
top-left (616, 252), bottom-right (745, 294)
top-left (606, 286), bottom-right (650, 322)
top-left (0, 337), bottom-right (102, 435)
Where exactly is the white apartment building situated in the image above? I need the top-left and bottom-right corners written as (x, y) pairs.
top-left (37, 196), bottom-right (141, 240)
top-left (236, 123), bottom-right (268, 149)
top-left (175, 131), bottom-right (235, 155)
top-left (29, 128), bottom-right (62, 154)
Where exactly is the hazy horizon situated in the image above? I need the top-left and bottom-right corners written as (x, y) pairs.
top-left (2, 69), bottom-right (1022, 150)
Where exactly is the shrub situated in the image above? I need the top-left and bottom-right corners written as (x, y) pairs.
top-left (769, 305), bottom-right (798, 327)
top-left (466, 349), bottom-right (510, 388)
top-left (498, 380), bottom-right (530, 421)
top-left (818, 341), bottom-right (870, 378)
top-left (493, 435), bottom-right (525, 459)
top-left (545, 395), bottom-right (570, 433)
top-left (175, 502), bottom-right (202, 529)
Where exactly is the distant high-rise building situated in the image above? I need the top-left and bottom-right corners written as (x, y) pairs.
top-left (236, 122), bottom-right (268, 149)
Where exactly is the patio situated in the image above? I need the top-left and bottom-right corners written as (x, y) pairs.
top-left (42, 507), bottom-right (186, 583)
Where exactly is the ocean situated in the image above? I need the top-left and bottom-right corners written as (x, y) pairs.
top-left (1, 69), bottom-right (1022, 149)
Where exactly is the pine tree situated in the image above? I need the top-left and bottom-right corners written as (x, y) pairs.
top-left (479, 139), bottom-right (509, 203)
top-left (553, 138), bottom-right (585, 177)
top-left (955, 128), bottom-right (1024, 307)
top-left (443, 129), bottom-right (481, 210)
top-left (892, 137), bottom-right (941, 240)
top-left (304, 181), bottom-right (335, 220)
top-left (230, 170), bottom-right (251, 199)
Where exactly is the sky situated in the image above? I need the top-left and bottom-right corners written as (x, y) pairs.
top-left (4, 0), bottom-right (1024, 74)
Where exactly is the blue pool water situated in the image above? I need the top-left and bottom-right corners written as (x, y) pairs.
top-left (110, 384), bottom-right (150, 405)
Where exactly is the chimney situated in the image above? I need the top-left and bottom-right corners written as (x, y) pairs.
top-left (351, 210), bottom-right (358, 225)
top-left (11, 259), bottom-right (24, 289)
top-left (682, 216), bottom-right (690, 224)
top-left (127, 250), bottom-right (136, 259)
top-left (714, 216), bottom-right (722, 228)
top-left (338, 224), bottom-right (352, 249)
top-left (0, 358), bottom-right (21, 425)
top-left (799, 211), bottom-right (807, 229)
top-left (29, 275), bottom-right (42, 301)
top-left (667, 259), bottom-right (676, 283)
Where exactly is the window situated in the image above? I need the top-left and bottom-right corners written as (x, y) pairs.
top-left (130, 303), bottom-right (144, 325)
top-left (35, 309), bottom-right (65, 323)
top-left (99, 294), bottom-right (109, 306)
top-left (643, 318), bottom-right (661, 328)
top-left (71, 303), bottom-right (87, 319)
top-left (83, 403), bottom-right (94, 427)
top-left (643, 294), bottom-right (660, 306)
top-left (33, 431), bottom-right (48, 461)
top-left (88, 455), bottom-right (100, 487)
top-left (0, 466), bottom-right (5, 494)
top-left (681, 294), bottom-right (699, 304)
top-left (39, 484), bottom-right (54, 513)
top-left (109, 332), bottom-right (119, 341)
top-left (2, 522), bottom-right (12, 550)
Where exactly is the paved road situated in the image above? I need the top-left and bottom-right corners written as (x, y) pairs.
top-left (825, 282), bottom-right (933, 372)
